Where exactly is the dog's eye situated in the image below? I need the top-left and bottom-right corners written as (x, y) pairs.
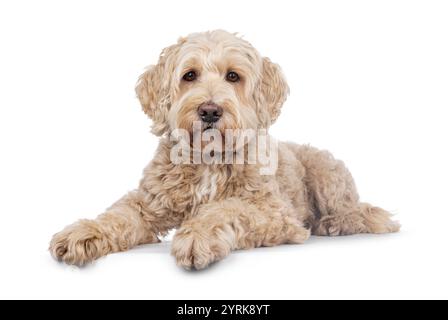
top-left (182, 71), bottom-right (197, 82)
top-left (226, 71), bottom-right (240, 83)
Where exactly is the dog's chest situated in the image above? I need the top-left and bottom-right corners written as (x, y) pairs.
top-left (193, 167), bottom-right (219, 203)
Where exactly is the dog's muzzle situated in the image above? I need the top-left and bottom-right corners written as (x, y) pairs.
top-left (197, 102), bottom-right (223, 124)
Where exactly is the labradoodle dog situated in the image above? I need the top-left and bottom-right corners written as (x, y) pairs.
top-left (50, 30), bottom-right (400, 269)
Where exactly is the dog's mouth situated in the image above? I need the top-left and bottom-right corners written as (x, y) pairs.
top-left (201, 121), bottom-right (221, 132)
top-left (202, 122), bottom-right (217, 132)
top-left (185, 121), bottom-right (221, 143)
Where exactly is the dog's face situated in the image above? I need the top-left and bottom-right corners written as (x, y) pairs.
top-left (136, 30), bottom-right (289, 136)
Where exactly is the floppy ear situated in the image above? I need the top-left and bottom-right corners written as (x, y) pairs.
top-left (260, 57), bottom-right (290, 124)
top-left (135, 41), bottom-right (183, 135)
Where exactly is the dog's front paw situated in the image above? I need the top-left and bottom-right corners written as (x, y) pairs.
top-left (49, 220), bottom-right (110, 266)
top-left (171, 226), bottom-right (233, 270)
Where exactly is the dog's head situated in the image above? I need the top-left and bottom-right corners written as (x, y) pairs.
top-left (136, 30), bottom-right (289, 136)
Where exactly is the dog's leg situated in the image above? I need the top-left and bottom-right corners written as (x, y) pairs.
top-left (49, 190), bottom-right (171, 266)
top-left (171, 198), bottom-right (310, 270)
top-left (296, 145), bottom-right (400, 236)
top-left (313, 203), bottom-right (401, 236)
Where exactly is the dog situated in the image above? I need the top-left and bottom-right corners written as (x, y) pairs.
top-left (50, 30), bottom-right (400, 270)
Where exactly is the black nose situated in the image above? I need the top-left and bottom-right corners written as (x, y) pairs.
top-left (197, 102), bottom-right (223, 123)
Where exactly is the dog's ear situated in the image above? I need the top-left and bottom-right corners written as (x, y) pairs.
top-left (135, 40), bottom-right (184, 135)
top-left (259, 57), bottom-right (290, 124)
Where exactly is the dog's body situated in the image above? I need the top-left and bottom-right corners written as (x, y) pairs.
top-left (50, 30), bottom-right (399, 269)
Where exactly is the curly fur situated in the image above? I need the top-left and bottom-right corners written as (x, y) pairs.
top-left (50, 30), bottom-right (400, 269)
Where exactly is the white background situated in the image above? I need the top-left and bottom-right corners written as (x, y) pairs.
top-left (1, 0), bottom-right (447, 300)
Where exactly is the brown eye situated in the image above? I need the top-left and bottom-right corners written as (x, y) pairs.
top-left (182, 71), bottom-right (197, 81)
top-left (226, 71), bottom-right (240, 83)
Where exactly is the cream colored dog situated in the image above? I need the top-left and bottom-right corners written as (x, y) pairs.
top-left (50, 30), bottom-right (400, 269)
